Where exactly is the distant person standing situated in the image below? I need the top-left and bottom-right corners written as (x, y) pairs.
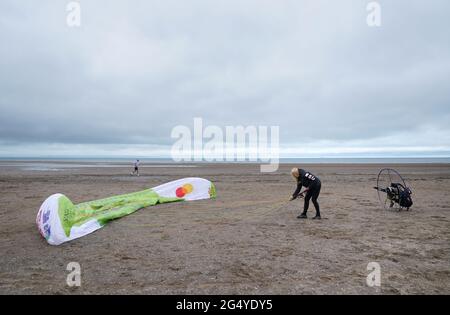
top-left (289, 168), bottom-right (322, 219)
top-left (132, 159), bottom-right (140, 176)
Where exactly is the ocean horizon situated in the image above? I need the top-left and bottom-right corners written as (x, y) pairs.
top-left (1, 157), bottom-right (450, 164)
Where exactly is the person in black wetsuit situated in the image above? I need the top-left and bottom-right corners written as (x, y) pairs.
top-left (289, 168), bottom-right (322, 219)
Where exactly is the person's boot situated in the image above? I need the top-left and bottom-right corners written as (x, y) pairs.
top-left (312, 214), bottom-right (321, 220)
top-left (297, 212), bottom-right (307, 219)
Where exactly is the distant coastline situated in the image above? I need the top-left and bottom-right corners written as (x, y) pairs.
top-left (1, 157), bottom-right (450, 164)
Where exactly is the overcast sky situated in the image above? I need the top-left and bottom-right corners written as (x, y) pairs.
top-left (1, 0), bottom-right (449, 157)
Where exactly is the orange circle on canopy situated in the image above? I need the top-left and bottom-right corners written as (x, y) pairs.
top-left (183, 184), bottom-right (193, 194)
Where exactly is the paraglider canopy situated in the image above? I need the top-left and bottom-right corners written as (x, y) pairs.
top-left (36, 177), bottom-right (216, 245)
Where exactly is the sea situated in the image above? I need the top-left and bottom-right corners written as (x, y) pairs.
top-left (0, 157), bottom-right (449, 171)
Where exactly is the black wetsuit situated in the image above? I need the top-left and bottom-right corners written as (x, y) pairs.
top-left (292, 168), bottom-right (321, 216)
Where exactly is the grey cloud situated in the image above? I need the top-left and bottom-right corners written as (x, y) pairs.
top-left (0, 0), bottom-right (450, 155)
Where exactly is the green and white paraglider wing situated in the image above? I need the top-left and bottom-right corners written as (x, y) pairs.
top-left (36, 177), bottom-right (216, 245)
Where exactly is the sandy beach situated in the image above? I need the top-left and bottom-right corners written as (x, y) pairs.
top-left (0, 162), bottom-right (449, 294)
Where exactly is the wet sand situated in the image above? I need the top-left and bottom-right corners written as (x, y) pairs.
top-left (0, 162), bottom-right (449, 294)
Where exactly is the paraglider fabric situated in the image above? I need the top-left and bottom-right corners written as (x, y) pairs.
top-left (36, 178), bottom-right (216, 245)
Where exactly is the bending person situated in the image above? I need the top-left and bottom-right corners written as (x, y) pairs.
top-left (289, 168), bottom-right (322, 219)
